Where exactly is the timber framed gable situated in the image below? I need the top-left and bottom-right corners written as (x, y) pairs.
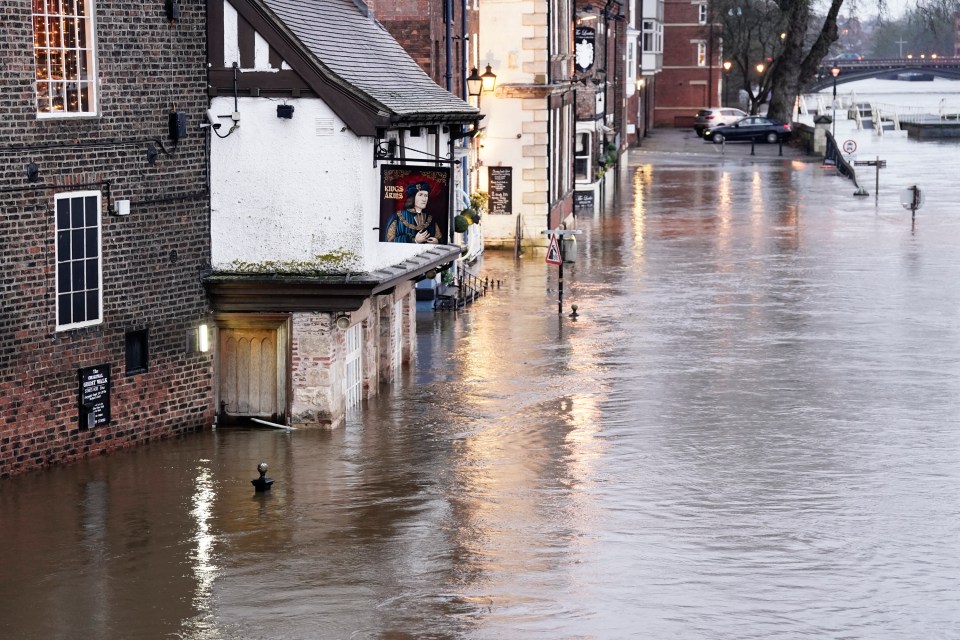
top-left (207, 0), bottom-right (388, 135)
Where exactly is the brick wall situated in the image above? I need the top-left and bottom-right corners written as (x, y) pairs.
top-left (0, 0), bottom-right (214, 478)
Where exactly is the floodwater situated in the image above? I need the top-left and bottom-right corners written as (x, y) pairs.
top-left (4, 126), bottom-right (960, 639)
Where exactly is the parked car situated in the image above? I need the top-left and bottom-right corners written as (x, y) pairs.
top-left (703, 116), bottom-right (792, 144)
top-left (693, 107), bottom-right (747, 137)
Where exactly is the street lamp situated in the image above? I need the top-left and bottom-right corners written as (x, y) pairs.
top-left (467, 67), bottom-right (482, 104)
top-left (480, 64), bottom-right (498, 93)
top-left (830, 66), bottom-right (840, 139)
top-left (722, 60), bottom-right (732, 107)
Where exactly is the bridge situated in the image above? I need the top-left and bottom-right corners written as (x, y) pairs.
top-left (806, 57), bottom-right (960, 91)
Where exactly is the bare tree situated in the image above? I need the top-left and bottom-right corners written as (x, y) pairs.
top-left (713, 0), bottom-right (846, 121)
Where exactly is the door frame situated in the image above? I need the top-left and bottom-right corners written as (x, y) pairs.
top-left (213, 313), bottom-right (291, 426)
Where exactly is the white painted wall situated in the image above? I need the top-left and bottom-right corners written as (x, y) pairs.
top-left (210, 96), bottom-right (448, 272)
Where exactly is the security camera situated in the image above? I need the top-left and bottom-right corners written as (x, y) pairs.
top-left (205, 109), bottom-right (221, 130)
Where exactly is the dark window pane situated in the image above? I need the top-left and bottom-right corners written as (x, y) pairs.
top-left (71, 260), bottom-right (84, 290)
top-left (56, 198), bottom-right (70, 229)
top-left (125, 330), bottom-right (149, 374)
top-left (58, 294), bottom-right (71, 326)
top-left (85, 227), bottom-right (97, 256)
top-left (84, 195), bottom-right (97, 225)
top-left (85, 258), bottom-right (98, 289)
top-left (57, 262), bottom-right (70, 292)
top-left (70, 197), bottom-right (83, 227)
top-left (71, 229), bottom-right (85, 258)
top-left (57, 229), bottom-right (70, 261)
top-left (85, 290), bottom-right (99, 321)
top-left (72, 291), bottom-right (85, 323)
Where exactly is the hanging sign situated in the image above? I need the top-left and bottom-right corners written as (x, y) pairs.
top-left (574, 26), bottom-right (596, 73)
top-left (545, 235), bottom-right (562, 265)
top-left (379, 165), bottom-right (451, 243)
top-left (78, 364), bottom-right (111, 430)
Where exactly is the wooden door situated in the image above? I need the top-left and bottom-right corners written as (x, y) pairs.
top-left (218, 320), bottom-right (286, 425)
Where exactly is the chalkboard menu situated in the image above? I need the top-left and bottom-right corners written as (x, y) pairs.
top-left (78, 364), bottom-right (111, 430)
top-left (574, 190), bottom-right (595, 211)
top-left (488, 166), bottom-right (513, 215)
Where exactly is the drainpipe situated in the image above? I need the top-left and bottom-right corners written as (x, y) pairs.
top-left (445, 0), bottom-right (453, 91)
top-left (461, 0), bottom-right (468, 99)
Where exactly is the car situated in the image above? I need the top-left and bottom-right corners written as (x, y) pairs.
top-left (703, 116), bottom-right (792, 144)
top-left (693, 107), bottom-right (747, 137)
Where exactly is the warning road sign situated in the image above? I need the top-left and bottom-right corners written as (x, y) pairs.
top-left (545, 234), bottom-right (562, 265)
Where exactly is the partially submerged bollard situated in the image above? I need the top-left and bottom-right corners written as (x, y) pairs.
top-left (251, 462), bottom-right (274, 491)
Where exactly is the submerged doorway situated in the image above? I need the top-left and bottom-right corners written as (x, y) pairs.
top-left (215, 314), bottom-right (289, 426)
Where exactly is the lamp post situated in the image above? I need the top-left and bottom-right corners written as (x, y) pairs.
top-left (722, 60), bottom-right (732, 107)
top-left (480, 64), bottom-right (498, 93)
top-left (753, 63), bottom-right (765, 114)
top-left (830, 66), bottom-right (840, 139)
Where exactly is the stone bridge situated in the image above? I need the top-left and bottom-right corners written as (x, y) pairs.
top-left (806, 57), bottom-right (960, 91)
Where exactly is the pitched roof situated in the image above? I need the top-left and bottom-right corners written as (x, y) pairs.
top-left (262, 0), bottom-right (480, 125)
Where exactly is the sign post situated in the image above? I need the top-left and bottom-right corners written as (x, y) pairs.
top-left (853, 157), bottom-right (886, 199)
top-left (542, 229), bottom-right (582, 315)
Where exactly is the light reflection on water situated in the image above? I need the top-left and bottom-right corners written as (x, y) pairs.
top-left (3, 136), bottom-right (960, 638)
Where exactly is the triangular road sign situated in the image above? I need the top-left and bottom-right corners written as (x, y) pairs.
top-left (545, 234), bottom-right (562, 265)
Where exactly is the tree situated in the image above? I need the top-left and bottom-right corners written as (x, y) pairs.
top-left (712, 0), bottom-right (846, 122)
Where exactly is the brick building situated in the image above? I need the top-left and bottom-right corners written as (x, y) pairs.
top-left (653, 0), bottom-right (722, 127)
top-left (0, 0), bottom-right (215, 478)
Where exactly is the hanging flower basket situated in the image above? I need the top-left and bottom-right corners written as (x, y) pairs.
top-left (454, 214), bottom-right (470, 233)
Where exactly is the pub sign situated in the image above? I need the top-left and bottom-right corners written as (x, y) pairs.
top-left (379, 165), bottom-right (451, 244)
top-left (78, 364), bottom-right (111, 430)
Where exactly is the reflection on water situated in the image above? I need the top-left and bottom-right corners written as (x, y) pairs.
top-left (3, 142), bottom-right (960, 638)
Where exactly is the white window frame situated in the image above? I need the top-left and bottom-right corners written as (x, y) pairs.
top-left (33, 0), bottom-right (99, 117)
top-left (55, 190), bottom-right (103, 331)
top-left (696, 41), bottom-right (707, 67)
top-left (344, 323), bottom-right (362, 410)
top-left (642, 20), bottom-right (662, 54)
top-left (574, 131), bottom-right (593, 183)
top-left (698, 2), bottom-right (708, 25)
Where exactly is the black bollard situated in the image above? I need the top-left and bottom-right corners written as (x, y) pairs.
top-left (779, 139), bottom-right (783, 156)
top-left (750, 138), bottom-right (755, 156)
top-left (251, 462), bottom-right (274, 491)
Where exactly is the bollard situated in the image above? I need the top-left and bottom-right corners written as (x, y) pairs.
top-left (779, 139), bottom-right (783, 156)
top-left (569, 303), bottom-right (579, 319)
top-left (750, 138), bottom-right (755, 156)
top-left (251, 462), bottom-right (274, 491)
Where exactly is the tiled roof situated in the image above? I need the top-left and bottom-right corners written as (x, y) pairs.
top-left (263, 0), bottom-right (479, 123)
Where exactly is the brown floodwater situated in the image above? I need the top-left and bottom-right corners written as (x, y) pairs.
top-left (3, 138), bottom-right (960, 639)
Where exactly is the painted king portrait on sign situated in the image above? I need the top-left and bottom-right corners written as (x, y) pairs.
top-left (379, 166), bottom-right (451, 244)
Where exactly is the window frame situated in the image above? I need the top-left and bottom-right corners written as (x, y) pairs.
top-left (696, 41), bottom-right (707, 67)
top-left (32, 0), bottom-right (99, 118)
top-left (55, 190), bottom-right (103, 331)
top-left (698, 3), bottom-right (708, 25)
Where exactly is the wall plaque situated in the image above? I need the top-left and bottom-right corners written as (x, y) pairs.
top-left (78, 364), bottom-right (111, 430)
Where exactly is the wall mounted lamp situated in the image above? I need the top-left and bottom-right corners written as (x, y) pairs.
top-left (467, 68), bottom-right (483, 98)
top-left (480, 64), bottom-right (497, 93)
top-left (335, 314), bottom-right (351, 330)
top-left (197, 323), bottom-right (210, 353)
top-left (277, 104), bottom-right (294, 119)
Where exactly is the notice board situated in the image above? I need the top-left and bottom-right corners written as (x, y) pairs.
top-left (574, 190), bottom-right (595, 211)
top-left (488, 166), bottom-right (513, 215)
top-left (78, 364), bottom-right (111, 430)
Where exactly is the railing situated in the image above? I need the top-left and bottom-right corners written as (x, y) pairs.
top-left (823, 131), bottom-right (861, 189)
top-left (433, 264), bottom-right (502, 312)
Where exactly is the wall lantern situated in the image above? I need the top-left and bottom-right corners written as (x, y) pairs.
top-left (467, 68), bottom-right (483, 98)
top-left (277, 104), bottom-right (294, 119)
top-left (335, 314), bottom-right (351, 330)
top-left (197, 323), bottom-right (210, 353)
top-left (480, 64), bottom-right (498, 93)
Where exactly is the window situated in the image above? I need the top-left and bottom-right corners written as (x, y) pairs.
top-left (344, 324), bottom-right (362, 410)
top-left (697, 41), bottom-right (707, 67)
top-left (698, 3), bottom-right (708, 25)
top-left (125, 330), bottom-right (149, 374)
top-left (642, 20), bottom-right (662, 54)
top-left (55, 191), bottom-right (102, 330)
top-left (33, 0), bottom-right (98, 116)
top-left (575, 132), bottom-right (592, 182)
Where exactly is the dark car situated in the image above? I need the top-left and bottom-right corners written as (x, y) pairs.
top-left (703, 116), bottom-right (792, 144)
top-left (693, 107), bottom-right (747, 137)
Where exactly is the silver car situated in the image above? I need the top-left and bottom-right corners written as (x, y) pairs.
top-left (693, 107), bottom-right (747, 137)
